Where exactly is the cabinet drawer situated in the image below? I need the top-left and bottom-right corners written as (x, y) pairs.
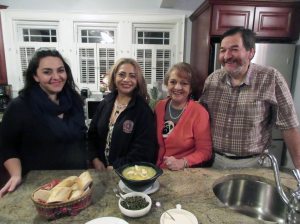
top-left (211, 5), bottom-right (254, 36)
top-left (254, 7), bottom-right (293, 38)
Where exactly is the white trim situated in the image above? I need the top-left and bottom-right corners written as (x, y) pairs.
top-left (1, 9), bottom-right (185, 94)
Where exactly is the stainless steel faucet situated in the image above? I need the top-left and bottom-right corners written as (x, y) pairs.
top-left (260, 152), bottom-right (300, 224)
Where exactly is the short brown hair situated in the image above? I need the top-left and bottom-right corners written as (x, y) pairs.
top-left (164, 62), bottom-right (201, 100)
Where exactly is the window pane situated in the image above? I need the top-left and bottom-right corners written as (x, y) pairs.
top-left (30, 36), bottom-right (41, 42)
top-left (41, 36), bottom-right (50, 42)
top-left (21, 28), bottom-right (57, 43)
top-left (144, 39), bottom-right (163, 44)
top-left (30, 29), bottom-right (49, 36)
top-left (81, 30), bottom-right (87, 36)
top-left (79, 29), bottom-right (115, 43)
top-left (89, 37), bottom-right (101, 43)
top-left (23, 29), bottom-right (29, 35)
top-left (144, 32), bottom-right (163, 38)
top-left (100, 31), bottom-right (114, 43)
top-left (108, 31), bottom-right (114, 38)
top-left (88, 30), bottom-right (101, 37)
top-left (136, 31), bottom-right (170, 45)
top-left (82, 37), bottom-right (87, 43)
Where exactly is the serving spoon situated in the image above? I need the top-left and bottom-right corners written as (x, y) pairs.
top-left (155, 201), bottom-right (176, 221)
top-left (113, 188), bottom-right (130, 208)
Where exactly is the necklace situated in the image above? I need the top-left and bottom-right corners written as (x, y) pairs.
top-left (112, 100), bottom-right (128, 122)
top-left (114, 101), bottom-right (127, 113)
top-left (168, 100), bottom-right (187, 120)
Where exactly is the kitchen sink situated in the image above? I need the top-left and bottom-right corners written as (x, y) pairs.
top-left (213, 174), bottom-right (290, 223)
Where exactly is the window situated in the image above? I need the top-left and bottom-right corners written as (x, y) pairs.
top-left (15, 22), bottom-right (59, 86)
top-left (80, 29), bottom-right (114, 44)
top-left (4, 12), bottom-right (184, 95)
top-left (137, 31), bottom-right (169, 45)
top-left (76, 24), bottom-right (117, 91)
top-left (22, 28), bottom-right (57, 42)
top-left (134, 25), bottom-right (173, 87)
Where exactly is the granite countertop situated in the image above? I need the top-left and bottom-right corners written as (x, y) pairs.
top-left (0, 168), bottom-right (296, 224)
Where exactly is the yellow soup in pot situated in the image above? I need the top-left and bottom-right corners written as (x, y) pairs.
top-left (122, 165), bottom-right (156, 181)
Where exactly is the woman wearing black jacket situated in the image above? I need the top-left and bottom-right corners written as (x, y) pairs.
top-left (88, 58), bottom-right (157, 170)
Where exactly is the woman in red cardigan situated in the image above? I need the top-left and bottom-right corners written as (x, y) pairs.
top-left (155, 62), bottom-right (212, 170)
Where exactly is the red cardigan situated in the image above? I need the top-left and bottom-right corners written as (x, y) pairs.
top-left (155, 99), bottom-right (212, 168)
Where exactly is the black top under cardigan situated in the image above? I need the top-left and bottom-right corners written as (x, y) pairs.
top-left (88, 91), bottom-right (158, 168)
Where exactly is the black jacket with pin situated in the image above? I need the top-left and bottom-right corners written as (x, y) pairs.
top-left (88, 91), bottom-right (158, 168)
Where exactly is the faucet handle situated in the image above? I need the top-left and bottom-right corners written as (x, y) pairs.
top-left (292, 169), bottom-right (300, 186)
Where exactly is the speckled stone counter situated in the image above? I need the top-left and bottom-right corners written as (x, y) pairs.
top-left (0, 168), bottom-right (296, 224)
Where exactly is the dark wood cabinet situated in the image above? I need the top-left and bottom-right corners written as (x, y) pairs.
top-left (190, 0), bottom-right (300, 91)
top-left (254, 7), bottom-right (294, 38)
top-left (211, 5), bottom-right (255, 35)
top-left (0, 5), bottom-right (8, 84)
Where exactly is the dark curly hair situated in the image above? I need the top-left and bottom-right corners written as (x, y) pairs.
top-left (19, 48), bottom-right (82, 103)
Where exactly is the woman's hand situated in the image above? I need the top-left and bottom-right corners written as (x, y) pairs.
top-left (163, 156), bottom-right (186, 171)
top-left (0, 175), bottom-right (22, 198)
top-left (92, 158), bottom-right (106, 171)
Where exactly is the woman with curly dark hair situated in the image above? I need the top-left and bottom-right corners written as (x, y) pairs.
top-left (0, 48), bottom-right (87, 197)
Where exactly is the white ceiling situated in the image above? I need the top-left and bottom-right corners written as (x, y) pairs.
top-left (0, 0), bottom-right (204, 15)
top-left (160, 0), bottom-right (204, 11)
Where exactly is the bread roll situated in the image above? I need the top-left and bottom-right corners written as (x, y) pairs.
top-left (69, 189), bottom-right (83, 200)
top-left (55, 176), bottom-right (78, 188)
top-left (33, 189), bottom-right (51, 203)
top-left (78, 171), bottom-right (93, 191)
top-left (71, 182), bottom-right (81, 191)
top-left (47, 187), bottom-right (72, 203)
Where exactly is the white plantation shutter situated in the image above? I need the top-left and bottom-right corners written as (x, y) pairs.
top-left (135, 45), bottom-right (172, 86)
top-left (98, 47), bottom-right (115, 82)
top-left (77, 45), bottom-right (116, 90)
top-left (76, 25), bottom-right (117, 91)
top-left (79, 47), bottom-right (96, 84)
top-left (156, 49), bottom-right (171, 82)
top-left (20, 47), bottom-right (35, 74)
top-left (19, 45), bottom-right (57, 86)
top-left (137, 49), bottom-right (152, 84)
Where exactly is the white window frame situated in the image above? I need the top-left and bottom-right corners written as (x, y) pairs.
top-left (2, 11), bottom-right (184, 97)
top-left (74, 22), bottom-right (117, 91)
top-left (133, 24), bottom-right (176, 88)
top-left (14, 20), bottom-right (59, 90)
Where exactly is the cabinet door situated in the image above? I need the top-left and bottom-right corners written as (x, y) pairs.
top-left (211, 5), bottom-right (255, 36)
top-left (254, 7), bottom-right (293, 38)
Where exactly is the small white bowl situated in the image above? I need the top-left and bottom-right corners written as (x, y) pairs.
top-left (118, 192), bottom-right (152, 218)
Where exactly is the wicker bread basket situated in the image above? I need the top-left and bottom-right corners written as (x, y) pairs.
top-left (31, 186), bottom-right (92, 220)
